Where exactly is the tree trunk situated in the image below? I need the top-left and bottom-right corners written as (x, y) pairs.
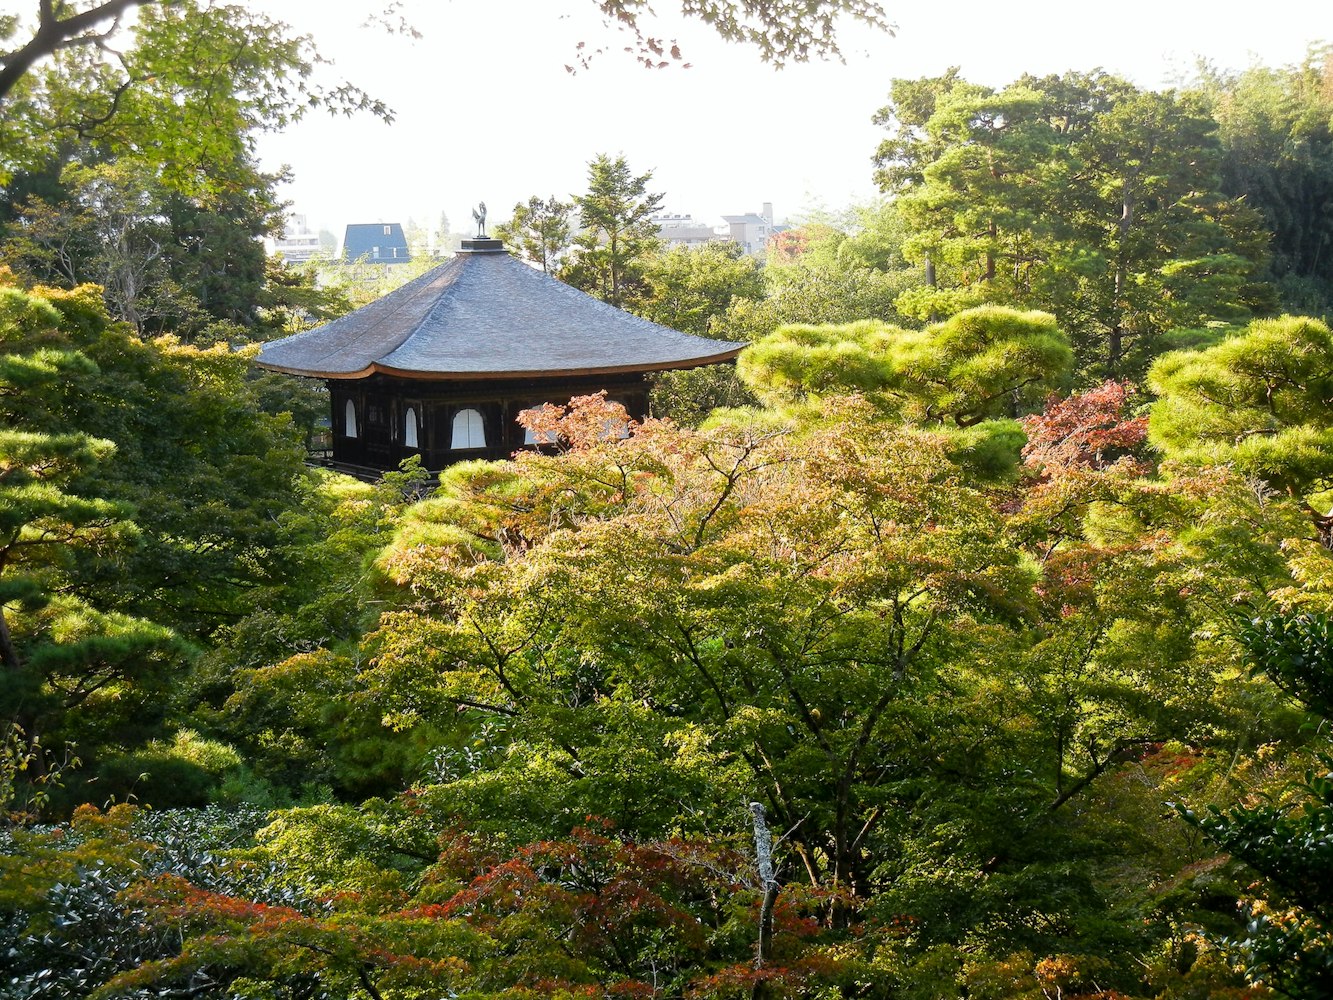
top-left (1109, 176), bottom-right (1136, 372)
top-left (750, 801), bottom-right (779, 965)
top-left (986, 221), bottom-right (997, 283)
top-left (0, 603), bottom-right (42, 776)
top-left (0, 603), bottom-right (22, 676)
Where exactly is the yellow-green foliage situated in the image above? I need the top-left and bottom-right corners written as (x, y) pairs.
top-left (697, 405), bottom-right (794, 437)
top-left (0, 804), bottom-right (148, 908)
top-left (375, 462), bottom-right (527, 582)
top-left (148, 730), bottom-right (243, 774)
top-left (944, 419), bottom-right (1028, 480)
top-left (0, 285), bottom-right (63, 335)
top-left (738, 318), bottom-right (900, 403)
top-left (912, 306), bottom-right (1071, 421)
top-left (248, 802), bottom-right (415, 898)
top-left (738, 305), bottom-right (1070, 427)
top-left (1148, 315), bottom-right (1333, 497)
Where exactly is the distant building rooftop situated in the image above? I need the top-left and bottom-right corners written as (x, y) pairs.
top-left (343, 222), bottom-right (411, 264)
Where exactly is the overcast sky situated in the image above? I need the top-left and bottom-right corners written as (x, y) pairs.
top-left (248, 0), bottom-right (1327, 238)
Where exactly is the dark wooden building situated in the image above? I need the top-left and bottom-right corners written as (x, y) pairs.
top-left (257, 238), bottom-right (744, 475)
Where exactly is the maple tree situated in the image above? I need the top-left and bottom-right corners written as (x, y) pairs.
top-left (0, 0), bottom-right (893, 105)
top-left (272, 396), bottom-right (1255, 991)
top-left (0, 1), bottom-right (393, 198)
top-left (1021, 380), bottom-right (1149, 475)
top-left (84, 819), bottom-right (859, 999)
top-left (6, 379), bottom-right (1313, 997)
top-left (0, 802), bottom-right (273, 998)
top-left (1179, 612), bottom-right (1333, 999)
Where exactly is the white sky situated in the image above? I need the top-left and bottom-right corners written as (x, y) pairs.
top-left (248, 0), bottom-right (1329, 238)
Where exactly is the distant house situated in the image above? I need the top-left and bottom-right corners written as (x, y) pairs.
top-left (273, 213), bottom-right (322, 265)
top-left (722, 202), bottom-right (777, 257)
top-left (653, 213), bottom-right (722, 248)
top-left (343, 222), bottom-right (411, 264)
top-left (654, 203), bottom-right (784, 257)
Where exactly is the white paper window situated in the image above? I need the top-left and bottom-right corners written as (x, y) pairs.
top-left (451, 408), bottom-right (486, 449)
top-left (520, 406), bottom-right (557, 445)
top-left (344, 399), bottom-right (358, 438)
top-left (404, 407), bottom-right (418, 448)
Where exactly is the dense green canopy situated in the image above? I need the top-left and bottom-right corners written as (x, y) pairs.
top-left (4, 14), bottom-right (1333, 1000)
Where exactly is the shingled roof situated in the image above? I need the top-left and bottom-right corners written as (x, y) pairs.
top-left (257, 242), bottom-right (745, 380)
top-left (343, 222), bottom-right (411, 263)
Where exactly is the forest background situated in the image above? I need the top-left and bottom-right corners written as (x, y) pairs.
top-left (3, 2), bottom-right (1333, 998)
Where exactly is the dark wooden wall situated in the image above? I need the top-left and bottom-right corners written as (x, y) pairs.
top-left (328, 372), bottom-right (651, 472)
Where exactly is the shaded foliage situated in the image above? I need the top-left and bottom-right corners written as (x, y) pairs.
top-left (1180, 611), bottom-right (1333, 999)
top-left (1202, 45), bottom-right (1333, 314)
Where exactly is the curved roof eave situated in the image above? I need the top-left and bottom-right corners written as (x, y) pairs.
top-left (257, 347), bottom-right (745, 382)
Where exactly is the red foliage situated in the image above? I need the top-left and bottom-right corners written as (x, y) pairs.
top-left (1135, 743), bottom-right (1204, 780)
top-left (606, 979), bottom-right (657, 998)
top-left (687, 953), bottom-right (845, 1000)
top-left (766, 228), bottom-right (811, 264)
top-left (1021, 381), bottom-right (1149, 475)
top-left (1031, 536), bottom-right (1167, 613)
top-left (120, 823), bottom-right (856, 999)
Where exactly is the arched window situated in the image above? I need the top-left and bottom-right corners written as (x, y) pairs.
top-left (451, 408), bottom-right (486, 449)
top-left (404, 407), bottom-right (418, 448)
top-left (344, 399), bottom-right (358, 438)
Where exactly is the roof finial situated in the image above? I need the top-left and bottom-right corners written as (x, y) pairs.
top-left (471, 201), bottom-right (487, 238)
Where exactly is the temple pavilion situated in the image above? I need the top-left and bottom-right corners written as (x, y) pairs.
top-left (256, 237), bottom-right (745, 475)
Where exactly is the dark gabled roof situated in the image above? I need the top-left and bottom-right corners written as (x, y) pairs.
top-left (256, 243), bottom-right (745, 380)
top-left (343, 222), bottom-right (411, 263)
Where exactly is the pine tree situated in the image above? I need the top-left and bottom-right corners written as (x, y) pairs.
top-left (560, 154), bottom-right (663, 308)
